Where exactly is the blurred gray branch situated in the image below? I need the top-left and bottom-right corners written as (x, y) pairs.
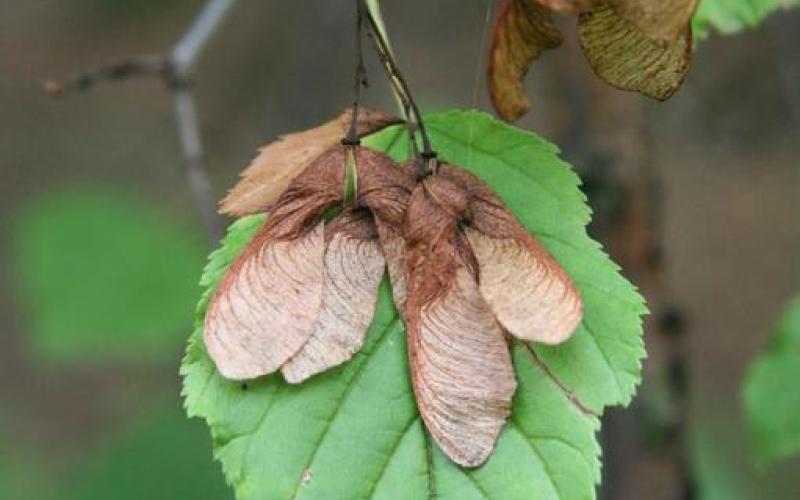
top-left (45, 0), bottom-right (239, 244)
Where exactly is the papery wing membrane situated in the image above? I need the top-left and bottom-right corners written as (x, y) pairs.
top-left (204, 146), bottom-right (349, 380)
top-left (465, 227), bottom-right (582, 344)
top-left (405, 179), bottom-right (516, 468)
top-left (281, 210), bottom-right (385, 383)
top-left (203, 221), bottom-right (325, 380)
top-left (408, 265), bottom-right (517, 467)
top-left (441, 164), bottom-right (582, 344)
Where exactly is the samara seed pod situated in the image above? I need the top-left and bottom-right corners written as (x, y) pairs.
top-left (205, 144), bottom-right (415, 383)
top-left (402, 164), bottom-right (583, 467)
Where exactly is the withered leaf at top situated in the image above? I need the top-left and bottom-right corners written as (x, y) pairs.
top-left (440, 165), bottom-right (583, 344)
top-left (281, 209), bottom-right (385, 384)
top-left (488, 0), bottom-right (564, 122)
top-left (220, 108), bottom-right (398, 217)
top-left (404, 176), bottom-right (517, 468)
top-left (578, 3), bottom-right (692, 100)
top-left (608, 0), bottom-right (698, 43)
top-left (204, 148), bottom-right (349, 380)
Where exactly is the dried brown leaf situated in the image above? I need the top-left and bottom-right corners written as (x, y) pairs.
top-left (608, 0), bottom-right (698, 42)
top-left (488, 0), bottom-right (564, 122)
top-left (220, 108), bottom-right (398, 217)
top-left (578, 3), bottom-right (692, 100)
top-left (405, 178), bottom-right (516, 467)
top-left (204, 221), bottom-right (325, 380)
top-left (281, 210), bottom-right (385, 384)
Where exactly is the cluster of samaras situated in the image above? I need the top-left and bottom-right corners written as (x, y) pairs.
top-left (205, 109), bottom-right (583, 467)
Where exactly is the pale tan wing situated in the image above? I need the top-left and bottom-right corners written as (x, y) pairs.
top-left (204, 221), bottom-right (325, 380)
top-left (609, 0), bottom-right (698, 43)
top-left (465, 228), bottom-right (582, 344)
top-left (436, 164), bottom-right (582, 345)
top-left (408, 267), bottom-right (517, 468)
top-left (220, 109), bottom-right (398, 216)
top-left (281, 212), bottom-right (385, 384)
top-left (578, 4), bottom-right (692, 100)
top-left (487, 0), bottom-right (563, 121)
top-left (404, 179), bottom-right (516, 468)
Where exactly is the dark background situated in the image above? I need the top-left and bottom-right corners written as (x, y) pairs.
top-left (0, 1), bottom-right (798, 498)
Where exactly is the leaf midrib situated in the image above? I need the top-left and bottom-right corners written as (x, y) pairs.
top-left (289, 316), bottom-right (402, 500)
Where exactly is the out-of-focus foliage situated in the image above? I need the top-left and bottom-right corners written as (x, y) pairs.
top-left (692, 0), bottom-right (799, 39)
top-left (743, 296), bottom-right (800, 465)
top-left (6, 188), bottom-right (225, 497)
top-left (65, 405), bottom-right (230, 500)
top-left (13, 190), bottom-right (206, 364)
top-left (0, 434), bottom-right (56, 500)
top-left (691, 424), bottom-right (753, 500)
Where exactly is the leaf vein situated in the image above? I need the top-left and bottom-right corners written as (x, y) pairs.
top-left (290, 317), bottom-right (401, 500)
top-left (364, 416), bottom-right (418, 499)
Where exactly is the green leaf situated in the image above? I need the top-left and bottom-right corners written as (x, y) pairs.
top-left (181, 110), bottom-right (646, 499)
top-left (743, 295), bottom-right (800, 466)
top-left (692, 0), bottom-right (799, 40)
top-left (13, 189), bottom-right (206, 363)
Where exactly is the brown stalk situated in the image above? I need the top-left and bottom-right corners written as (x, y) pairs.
top-left (358, 0), bottom-right (437, 163)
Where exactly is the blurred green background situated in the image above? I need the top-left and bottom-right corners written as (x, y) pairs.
top-left (0, 1), bottom-right (798, 499)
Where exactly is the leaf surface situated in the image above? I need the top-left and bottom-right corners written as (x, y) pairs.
top-left (182, 110), bottom-right (646, 499)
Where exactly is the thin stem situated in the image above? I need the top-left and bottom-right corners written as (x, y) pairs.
top-left (359, 0), bottom-right (436, 161)
top-left (345, 0), bottom-right (368, 145)
top-left (364, 0), bottom-right (406, 119)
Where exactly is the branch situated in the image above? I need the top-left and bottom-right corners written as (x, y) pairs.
top-left (44, 0), bottom-right (239, 244)
top-left (171, 0), bottom-right (236, 75)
